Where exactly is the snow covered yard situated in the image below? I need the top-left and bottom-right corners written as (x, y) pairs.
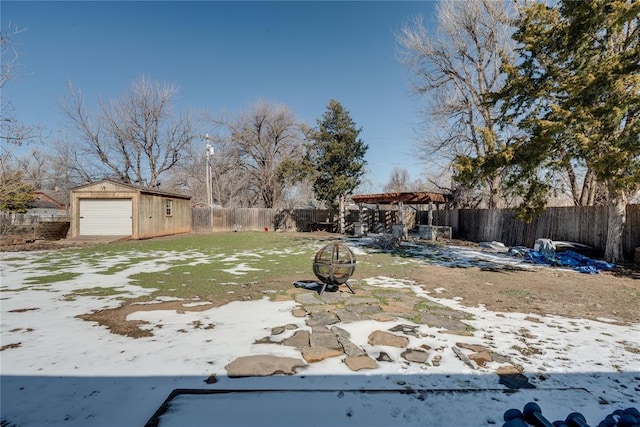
top-left (1, 237), bottom-right (638, 426)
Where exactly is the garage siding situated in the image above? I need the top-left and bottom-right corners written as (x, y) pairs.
top-left (79, 199), bottom-right (132, 236)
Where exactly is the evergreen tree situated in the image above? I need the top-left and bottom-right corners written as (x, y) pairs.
top-left (307, 100), bottom-right (368, 213)
top-left (459, 0), bottom-right (639, 262)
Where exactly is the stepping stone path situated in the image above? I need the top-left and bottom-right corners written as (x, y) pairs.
top-left (222, 281), bottom-right (522, 384)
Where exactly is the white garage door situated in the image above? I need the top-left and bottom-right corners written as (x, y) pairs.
top-left (79, 199), bottom-right (132, 236)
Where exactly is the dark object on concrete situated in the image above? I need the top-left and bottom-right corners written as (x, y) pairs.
top-left (502, 404), bottom-right (640, 427)
top-left (565, 412), bottom-right (591, 427)
top-left (313, 242), bottom-right (356, 295)
top-left (293, 280), bottom-right (337, 293)
top-left (498, 373), bottom-right (536, 390)
top-left (504, 408), bottom-right (524, 421)
top-left (523, 402), bottom-right (555, 427)
top-left (617, 408), bottom-right (640, 427)
top-left (147, 387), bottom-right (536, 427)
top-left (503, 419), bottom-right (530, 427)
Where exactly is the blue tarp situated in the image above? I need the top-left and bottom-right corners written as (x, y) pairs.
top-left (526, 250), bottom-right (615, 274)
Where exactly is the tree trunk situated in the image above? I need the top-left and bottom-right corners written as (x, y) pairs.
top-left (579, 169), bottom-right (597, 206)
top-left (604, 186), bottom-right (627, 263)
top-left (488, 173), bottom-right (501, 209)
top-left (566, 162), bottom-right (580, 205)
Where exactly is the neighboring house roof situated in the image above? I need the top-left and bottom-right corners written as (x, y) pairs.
top-left (351, 191), bottom-right (450, 205)
top-left (71, 179), bottom-right (191, 200)
top-left (28, 192), bottom-right (66, 210)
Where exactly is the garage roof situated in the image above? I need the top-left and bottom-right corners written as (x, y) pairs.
top-left (351, 191), bottom-right (449, 205)
top-left (71, 179), bottom-right (191, 200)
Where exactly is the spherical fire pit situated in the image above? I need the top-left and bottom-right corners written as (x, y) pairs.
top-left (313, 242), bottom-right (356, 295)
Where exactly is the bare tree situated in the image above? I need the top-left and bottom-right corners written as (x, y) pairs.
top-left (1, 23), bottom-right (42, 215)
top-left (165, 137), bottom-right (252, 208)
top-left (383, 167), bottom-right (412, 193)
top-left (1, 23), bottom-right (40, 155)
top-left (16, 148), bottom-right (48, 189)
top-left (397, 0), bottom-right (517, 208)
top-left (0, 23), bottom-right (24, 90)
top-left (210, 135), bottom-right (260, 207)
top-left (61, 76), bottom-right (197, 188)
top-left (213, 100), bottom-right (305, 208)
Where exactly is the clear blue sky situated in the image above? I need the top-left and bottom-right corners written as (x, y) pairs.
top-left (2, 1), bottom-right (438, 191)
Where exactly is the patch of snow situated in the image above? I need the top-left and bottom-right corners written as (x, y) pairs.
top-left (182, 301), bottom-right (213, 307)
top-left (222, 263), bottom-right (262, 275)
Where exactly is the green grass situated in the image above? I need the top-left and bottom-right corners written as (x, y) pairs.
top-left (11, 232), bottom-right (434, 301)
top-left (62, 287), bottom-right (129, 301)
top-left (128, 234), bottom-right (320, 299)
top-left (24, 272), bottom-right (81, 285)
top-left (414, 300), bottom-right (444, 312)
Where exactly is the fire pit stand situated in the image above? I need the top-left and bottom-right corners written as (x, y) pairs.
top-left (312, 242), bottom-right (356, 295)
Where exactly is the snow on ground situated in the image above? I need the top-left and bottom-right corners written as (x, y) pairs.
top-left (1, 244), bottom-right (639, 427)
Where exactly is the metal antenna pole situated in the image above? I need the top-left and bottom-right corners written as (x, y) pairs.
top-left (202, 134), bottom-right (214, 207)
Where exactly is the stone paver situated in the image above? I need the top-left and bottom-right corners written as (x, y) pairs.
top-left (401, 349), bottom-right (429, 363)
top-left (292, 308), bottom-right (306, 317)
top-left (344, 355), bottom-right (378, 371)
top-left (368, 330), bottom-right (410, 348)
top-left (389, 324), bottom-right (421, 338)
top-left (295, 293), bottom-right (321, 305)
top-left (304, 304), bottom-right (336, 314)
top-left (319, 291), bottom-right (351, 304)
top-left (337, 336), bottom-right (367, 357)
top-left (282, 330), bottom-right (310, 348)
top-left (333, 308), bottom-right (368, 323)
top-left (310, 326), bottom-right (341, 350)
top-left (301, 346), bottom-right (343, 363)
top-left (469, 351), bottom-right (492, 367)
top-left (344, 297), bottom-right (380, 305)
top-left (415, 312), bottom-right (470, 331)
top-left (306, 311), bottom-right (340, 326)
top-left (225, 355), bottom-right (306, 377)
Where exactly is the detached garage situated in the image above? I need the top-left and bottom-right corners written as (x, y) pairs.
top-left (70, 179), bottom-right (191, 239)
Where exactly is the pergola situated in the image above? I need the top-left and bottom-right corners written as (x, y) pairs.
top-left (351, 191), bottom-right (451, 229)
top-left (351, 191), bottom-right (449, 206)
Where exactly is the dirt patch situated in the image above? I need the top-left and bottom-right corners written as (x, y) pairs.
top-left (0, 343), bottom-right (22, 351)
top-left (8, 307), bottom-right (40, 313)
top-left (402, 264), bottom-right (640, 324)
top-left (0, 235), bottom-right (123, 252)
top-left (78, 299), bottom-right (228, 338)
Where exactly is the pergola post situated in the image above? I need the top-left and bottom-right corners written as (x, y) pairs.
top-left (428, 202), bottom-right (434, 226)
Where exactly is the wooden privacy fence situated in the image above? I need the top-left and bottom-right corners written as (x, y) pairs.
top-left (192, 208), bottom-right (406, 233)
top-left (449, 204), bottom-right (639, 260)
top-left (193, 208), bottom-right (374, 233)
top-left (192, 205), bottom-right (639, 260)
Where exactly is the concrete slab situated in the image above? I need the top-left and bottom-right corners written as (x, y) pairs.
top-left (146, 387), bottom-right (594, 427)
